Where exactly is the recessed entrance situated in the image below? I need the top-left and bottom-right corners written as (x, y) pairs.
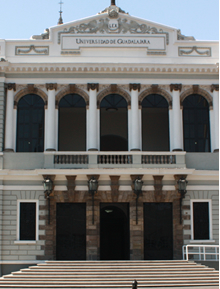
top-left (144, 202), bottom-right (173, 260)
top-left (56, 203), bottom-right (86, 260)
top-left (100, 203), bottom-right (130, 260)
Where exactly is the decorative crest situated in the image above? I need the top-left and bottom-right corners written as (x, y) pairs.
top-left (58, 1), bottom-right (64, 25)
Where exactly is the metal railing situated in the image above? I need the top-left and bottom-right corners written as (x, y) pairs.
top-left (182, 245), bottom-right (219, 261)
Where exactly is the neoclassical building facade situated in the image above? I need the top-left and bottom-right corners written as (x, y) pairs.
top-left (0, 3), bottom-right (218, 275)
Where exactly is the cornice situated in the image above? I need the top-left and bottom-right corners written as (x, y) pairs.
top-left (0, 63), bottom-right (218, 75)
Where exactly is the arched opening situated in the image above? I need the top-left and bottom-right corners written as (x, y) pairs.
top-left (142, 94), bottom-right (169, 151)
top-left (100, 94), bottom-right (128, 151)
top-left (183, 94), bottom-right (210, 152)
top-left (16, 94), bottom-right (44, 152)
top-left (100, 203), bottom-right (130, 260)
top-left (58, 94), bottom-right (86, 151)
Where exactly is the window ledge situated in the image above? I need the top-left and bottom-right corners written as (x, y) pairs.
top-left (189, 240), bottom-right (216, 244)
top-left (14, 241), bottom-right (38, 245)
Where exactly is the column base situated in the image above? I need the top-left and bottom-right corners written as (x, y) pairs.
top-left (4, 148), bottom-right (14, 152)
top-left (46, 149), bottom-right (56, 151)
top-left (130, 149), bottom-right (141, 151)
top-left (172, 149), bottom-right (183, 152)
top-left (88, 148), bottom-right (98, 151)
top-left (214, 149), bottom-right (219, 153)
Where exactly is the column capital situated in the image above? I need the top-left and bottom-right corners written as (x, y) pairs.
top-left (46, 83), bottom-right (57, 91)
top-left (211, 84), bottom-right (219, 92)
top-left (170, 84), bottom-right (182, 92)
top-left (5, 83), bottom-right (16, 91)
top-left (129, 83), bottom-right (141, 92)
top-left (87, 83), bottom-right (99, 92)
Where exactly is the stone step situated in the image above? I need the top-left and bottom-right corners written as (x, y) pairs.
top-left (0, 260), bottom-right (218, 288)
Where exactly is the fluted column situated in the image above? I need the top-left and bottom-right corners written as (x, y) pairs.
top-left (129, 83), bottom-right (141, 151)
top-left (170, 84), bottom-right (183, 151)
top-left (46, 83), bottom-right (57, 151)
top-left (211, 84), bottom-right (219, 152)
top-left (87, 83), bottom-right (99, 151)
top-left (5, 83), bottom-right (16, 151)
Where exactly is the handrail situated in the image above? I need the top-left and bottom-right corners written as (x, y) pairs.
top-left (183, 245), bottom-right (219, 261)
top-left (45, 151), bottom-right (186, 156)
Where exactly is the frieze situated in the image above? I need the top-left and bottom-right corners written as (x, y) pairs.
top-left (58, 18), bottom-right (169, 45)
top-left (15, 45), bottom-right (49, 55)
top-left (178, 46), bottom-right (211, 57)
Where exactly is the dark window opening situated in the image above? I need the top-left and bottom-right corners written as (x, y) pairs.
top-left (17, 94), bottom-right (44, 152)
top-left (20, 202), bottom-right (36, 240)
top-left (100, 94), bottom-right (128, 151)
top-left (183, 94), bottom-right (210, 152)
top-left (59, 94), bottom-right (86, 151)
top-left (142, 94), bottom-right (169, 151)
top-left (193, 202), bottom-right (210, 240)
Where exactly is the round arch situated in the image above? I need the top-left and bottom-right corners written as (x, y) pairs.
top-left (97, 86), bottom-right (131, 107)
top-left (139, 87), bottom-right (172, 108)
top-left (56, 85), bottom-right (89, 105)
top-left (182, 94), bottom-right (211, 152)
top-left (141, 93), bottom-right (170, 151)
top-left (180, 88), bottom-right (213, 108)
top-left (14, 86), bottom-right (47, 105)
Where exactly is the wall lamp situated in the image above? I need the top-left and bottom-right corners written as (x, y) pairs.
top-left (43, 177), bottom-right (53, 225)
top-left (177, 177), bottom-right (188, 224)
top-left (88, 177), bottom-right (98, 224)
top-left (133, 177), bottom-right (143, 225)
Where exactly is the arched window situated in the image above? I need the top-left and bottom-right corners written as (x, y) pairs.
top-left (100, 94), bottom-right (128, 151)
top-left (16, 94), bottom-right (44, 152)
top-left (58, 94), bottom-right (86, 151)
top-left (142, 94), bottom-right (169, 151)
top-left (183, 94), bottom-right (210, 152)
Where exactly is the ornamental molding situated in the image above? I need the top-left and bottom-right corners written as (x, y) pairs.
top-left (0, 64), bottom-right (218, 74)
top-left (180, 86), bottom-right (213, 109)
top-left (46, 83), bottom-right (57, 91)
top-left (57, 18), bottom-right (169, 45)
top-left (15, 45), bottom-right (49, 55)
top-left (31, 29), bottom-right (50, 40)
top-left (97, 85), bottom-right (131, 107)
top-left (14, 85), bottom-right (47, 105)
top-left (139, 85), bottom-right (172, 109)
top-left (56, 84), bottom-right (89, 105)
top-left (178, 46), bottom-right (211, 57)
top-left (5, 83), bottom-right (16, 91)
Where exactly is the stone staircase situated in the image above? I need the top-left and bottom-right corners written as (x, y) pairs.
top-left (0, 260), bottom-right (219, 288)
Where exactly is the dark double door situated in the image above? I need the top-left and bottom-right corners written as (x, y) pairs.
top-left (144, 202), bottom-right (173, 260)
top-left (56, 203), bottom-right (86, 260)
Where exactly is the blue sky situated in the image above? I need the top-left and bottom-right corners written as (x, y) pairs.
top-left (0, 0), bottom-right (219, 40)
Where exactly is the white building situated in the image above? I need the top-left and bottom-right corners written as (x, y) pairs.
top-left (0, 2), bottom-right (218, 275)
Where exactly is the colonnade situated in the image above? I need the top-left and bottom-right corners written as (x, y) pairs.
top-left (4, 83), bottom-right (219, 153)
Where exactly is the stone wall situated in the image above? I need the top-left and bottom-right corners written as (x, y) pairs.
top-left (0, 82), bottom-right (5, 152)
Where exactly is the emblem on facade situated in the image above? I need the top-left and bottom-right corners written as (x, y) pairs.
top-left (58, 18), bottom-right (169, 45)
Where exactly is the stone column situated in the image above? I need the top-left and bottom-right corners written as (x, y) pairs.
top-left (129, 83), bottom-right (141, 151)
top-left (170, 84), bottom-right (183, 151)
top-left (211, 84), bottom-right (219, 152)
top-left (87, 83), bottom-right (99, 151)
top-left (46, 83), bottom-right (57, 151)
top-left (5, 83), bottom-right (16, 151)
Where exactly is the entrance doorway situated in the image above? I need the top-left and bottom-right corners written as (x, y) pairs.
top-left (144, 203), bottom-right (173, 260)
top-left (100, 203), bottom-right (130, 260)
top-left (56, 203), bottom-right (86, 260)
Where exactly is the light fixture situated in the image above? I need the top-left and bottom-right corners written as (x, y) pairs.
top-left (177, 177), bottom-right (188, 224)
top-left (43, 177), bottom-right (53, 225)
top-left (88, 177), bottom-right (98, 224)
top-left (133, 177), bottom-right (143, 225)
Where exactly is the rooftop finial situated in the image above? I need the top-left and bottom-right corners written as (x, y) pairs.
top-left (58, 1), bottom-right (64, 25)
top-left (111, 0), bottom-right (116, 5)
